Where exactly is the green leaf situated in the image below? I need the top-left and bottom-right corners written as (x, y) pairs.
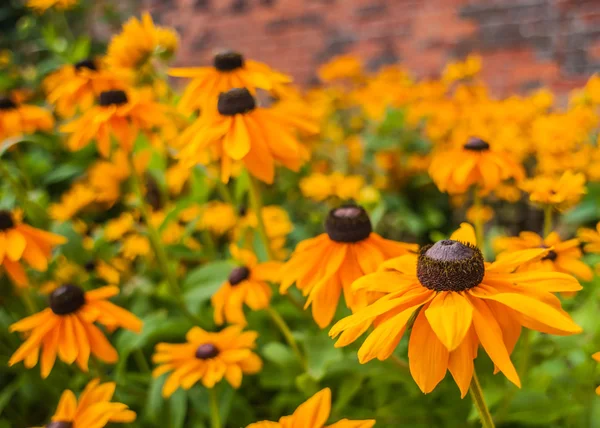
top-left (303, 332), bottom-right (343, 381)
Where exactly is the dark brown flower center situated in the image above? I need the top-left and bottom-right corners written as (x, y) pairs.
top-left (217, 88), bottom-right (256, 115)
top-left (542, 249), bottom-right (558, 261)
top-left (98, 90), bottom-right (128, 107)
top-left (213, 51), bottom-right (245, 71)
top-left (0, 210), bottom-right (14, 231)
top-left (49, 284), bottom-right (86, 315)
top-left (238, 205), bottom-right (247, 217)
top-left (463, 136), bottom-right (490, 152)
top-left (325, 205), bottom-right (372, 243)
top-left (417, 239), bottom-right (485, 292)
top-left (46, 422), bottom-right (73, 428)
top-left (0, 97), bottom-right (17, 110)
top-left (195, 343), bottom-right (219, 359)
top-left (74, 58), bottom-right (97, 71)
top-left (83, 260), bottom-right (96, 272)
top-left (229, 266), bottom-right (250, 286)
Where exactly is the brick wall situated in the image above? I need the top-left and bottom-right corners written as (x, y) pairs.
top-left (144, 0), bottom-right (600, 97)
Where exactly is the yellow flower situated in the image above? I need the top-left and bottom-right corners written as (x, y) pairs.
top-left (318, 55), bottom-right (363, 82)
top-left (152, 326), bottom-right (262, 397)
top-left (9, 285), bottom-right (142, 378)
top-left (49, 183), bottom-right (97, 222)
top-left (169, 51), bottom-right (292, 113)
top-left (0, 210), bottom-right (66, 287)
top-left (199, 201), bottom-right (237, 235)
top-left (212, 245), bottom-right (282, 326)
top-left (27, 0), bottom-right (77, 13)
top-left (44, 379), bottom-right (136, 428)
top-left (106, 12), bottom-right (178, 73)
top-left (442, 55), bottom-right (482, 84)
top-left (235, 205), bottom-right (293, 260)
top-left (0, 96), bottom-right (54, 141)
top-left (122, 234), bottom-right (151, 260)
top-left (330, 224), bottom-right (581, 396)
top-left (300, 173), bottom-right (334, 202)
top-left (246, 388), bottom-right (375, 428)
top-left (280, 205), bottom-right (418, 328)
top-left (466, 204), bottom-right (494, 225)
top-left (104, 213), bottom-right (136, 241)
top-left (166, 162), bottom-right (191, 195)
top-left (578, 222), bottom-right (600, 253)
top-left (594, 352), bottom-right (600, 394)
top-left (520, 170), bottom-right (586, 210)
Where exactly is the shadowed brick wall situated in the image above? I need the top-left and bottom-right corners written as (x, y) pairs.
top-left (144, 0), bottom-right (600, 96)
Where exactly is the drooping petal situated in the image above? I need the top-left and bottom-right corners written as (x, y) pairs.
top-left (425, 292), bottom-right (473, 352)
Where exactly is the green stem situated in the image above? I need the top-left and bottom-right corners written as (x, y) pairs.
top-left (216, 180), bottom-right (234, 205)
top-left (390, 354), bottom-right (409, 372)
top-left (0, 162), bottom-right (47, 227)
top-left (469, 369), bottom-right (495, 428)
top-left (473, 188), bottom-right (484, 247)
top-left (543, 205), bottom-right (553, 238)
top-left (248, 175), bottom-right (275, 261)
top-left (128, 155), bottom-right (201, 325)
top-left (518, 328), bottom-right (532, 379)
top-left (133, 348), bottom-right (150, 373)
top-left (266, 306), bottom-right (306, 370)
top-left (19, 289), bottom-right (38, 314)
top-left (209, 388), bottom-right (221, 428)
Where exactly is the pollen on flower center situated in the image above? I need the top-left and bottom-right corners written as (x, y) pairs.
top-left (49, 284), bottom-right (86, 315)
top-left (416, 239), bottom-right (485, 292)
top-left (217, 88), bottom-right (256, 116)
top-left (213, 51), bottom-right (245, 71)
top-left (325, 205), bottom-right (372, 243)
top-left (0, 210), bottom-right (15, 231)
top-left (229, 266), bottom-right (250, 286)
top-left (74, 58), bottom-right (98, 71)
top-left (0, 97), bottom-right (17, 110)
top-left (46, 421), bottom-right (73, 428)
top-left (463, 136), bottom-right (490, 152)
top-left (195, 343), bottom-right (219, 360)
top-left (98, 90), bottom-right (128, 107)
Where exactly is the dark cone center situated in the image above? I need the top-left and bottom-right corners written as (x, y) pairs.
top-left (0, 97), bottom-right (17, 110)
top-left (83, 260), bottom-right (96, 272)
top-left (229, 266), bottom-right (250, 286)
top-left (417, 239), bottom-right (485, 292)
top-left (0, 210), bottom-right (15, 231)
top-left (46, 422), bottom-right (73, 428)
top-left (213, 51), bottom-right (245, 71)
top-left (325, 205), bottom-right (372, 243)
top-left (542, 249), bottom-right (558, 261)
top-left (49, 284), bottom-right (86, 315)
top-left (195, 343), bottom-right (219, 360)
top-left (98, 90), bottom-right (128, 107)
top-left (74, 59), bottom-right (97, 71)
top-left (217, 88), bottom-right (256, 115)
top-left (463, 136), bottom-right (490, 152)
top-left (238, 205), bottom-right (248, 217)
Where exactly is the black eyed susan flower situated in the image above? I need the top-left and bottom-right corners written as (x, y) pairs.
top-left (212, 245), bottom-right (282, 326)
top-left (0, 95), bottom-right (54, 141)
top-left (520, 170), bottom-right (586, 210)
top-left (176, 87), bottom-right (318, 184)
top-left (43, 58), bottom-right (124, 118)
top-left (280, 205), bottom-right (418, 328)
top-left (329, 223), bottom-right (582, 396)
top-left (152, 326), bottom-right (262, 397)
top-left (61, 88), bottom-right (170, 157)
top-left (246, 387), bottom-right (375, 428)
top-left (9, 285), bottom-right (142, 378)
top-left (0, 210), bottom-right (66, 287)
top-left (429, 136), bottom-right (524, 194)
top-left (41, 378), bottom-right (136, 428)
top-left (169, 50), bottom-right (292, 113)
top-left (578, 221), bottom-right (600, 253)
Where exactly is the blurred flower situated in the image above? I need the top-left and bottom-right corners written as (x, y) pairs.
top-left (27, 0), bottom-right (77, 13)
top-left (280, 205), bottom-right (418, 328)
top-left (235, 205), bottom-right (293, 260)
top-left (104, 213), bottom-right (136, 241)
top-left (594, 352), bottom-right (600, 394)
top-left (246, 388), bottom-right (375, 428)
top-left (166, 162), bottom-right (191, 195)
top-left (169, 50), bottom-right (292, 113)
top-left (300, 172), bottom-right (366, 202)
top-left (212, 245), bottom-right (281, 326)
top-left (49, 183), bottom-right (96, 221)
top-left (0, 210), bottom-right (66, 287)
top-left (442, 55), bottom-right (482, 84)
top-left (520, 170), bottom-right (586, 210)
top-left (122, 234), bottom-right (151, 260)
top-left (495, 231), bottom-right (592, 282)
top-left (0, 95), bottom-right (54, 141)
top-left (300, 173), bottom-right (334, 202)
top-left (9, 285), bottom-right (142, 378)
top-left (43, 379), bottom-right (136, 427)
top-left (492, 183), bottom-right (522, 203)
top-left (176, 88), bottom-right (317, 184)
top-left (466, 204), bottom-right (494, 225)
top-left (429, 137), bottom-right (524, 195)
top-left (199, 201), bottom-right (237, 236)
top-left (318, 55), bottom-right (363, 82)
top-left (152, 326), bottom-right (262, 397)
top-left (330, 223), bottom-right (582, 396)
top-left (61, 88), bottom-right (171, 157)
top-left (578, 222), bottom-right (600, 253)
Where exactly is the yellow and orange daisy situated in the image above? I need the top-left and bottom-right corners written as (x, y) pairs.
top-left (152, 326), bottom-right (262, 397)
top-left (280, 205), bottom-right (418, 328)
top-left (520, 170), bottom-right (586, 210)
top-left (212, 245), bottom-right (282, 326)
top-left (0, 210), bottom-right (66, 287)
top-left (0, 95), bottom-right (54, 141)
top-left (9, 285), bottom-right (142, 378)
top-left (169, 51), bottom-right (292, 113)
top-left (42, 378), bottom-right (136, 428)
top-left (247, 387), bottom-right (375, 428)
top-left (330, 223), bottom-right (582, 396)
top-left (578, 221), bottom-right (600, 253)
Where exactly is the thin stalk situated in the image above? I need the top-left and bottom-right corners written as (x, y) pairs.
top-left (247, 175), bottom-right (275, 260)
top-left (133, 348), bottom-right (150, 373)
top-left (127, 155), bottom-right (201, 324)
top-left (0, 162), bottom-right (47, 227)
top-left (469, 370), bottom-right (495, 428)
top-left (543, 205), bottom-right (553, 238)
top-left (216, 180), bottom-right (233, 205)
top-left (266, 306), bottom-right (306, 370)
top-left (390, 354), bottom-right (409, 372)
top-left (473, 188), bottom-right (484, 247)
top-left (19, 289), bottom-right (37, 314)
top-left (209, 388), bottom-right (221, 428)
